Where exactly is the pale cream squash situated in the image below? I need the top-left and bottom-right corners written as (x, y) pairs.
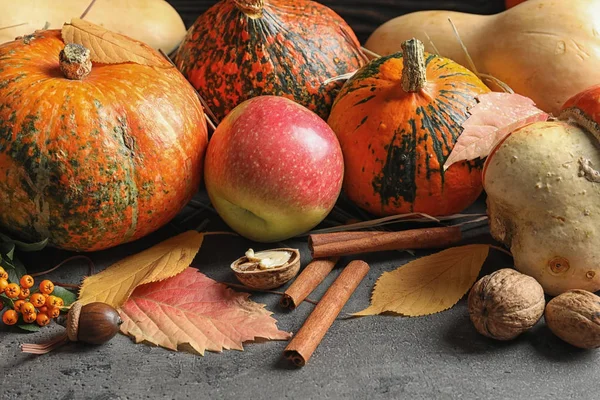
top-left (365, 0), bottom-right (600, 115)
top-left (0, 0), bottom-right (186, 53)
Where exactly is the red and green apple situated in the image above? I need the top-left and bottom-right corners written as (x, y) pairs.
top-left (204, 96), bottom-right (344, 242)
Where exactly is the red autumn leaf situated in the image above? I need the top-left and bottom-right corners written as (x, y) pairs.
top-left (444, 92), bottom-right (549, 170)
top-left (119, 268), bottom-right (291, 355)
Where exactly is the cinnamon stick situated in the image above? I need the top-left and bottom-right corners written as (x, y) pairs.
top-left (309, 226), bottom-right (462, 258)
top-left (283, 260), bottom-right (369, 367)
top-left (308, 230), bottom-right (388, 247)
top-left (280, 257), bottom-right (339, 309)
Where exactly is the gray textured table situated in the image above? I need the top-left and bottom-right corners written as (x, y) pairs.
top-left (1, 194), bottom-right (596, 400)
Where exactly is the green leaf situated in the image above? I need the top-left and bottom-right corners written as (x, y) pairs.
top-left (52, 286), bottom-right (77, 307)
top-left (2, 256), bottom-right (26, 283)
top-left (0, 293), bottom-right (14, 309)
top-left (0, 232), bottom-right (48, 252)
top-left (17, 323), bottom-right (40, 332)
top-left (0, 242), bottom-right (15, 260)
top-left (14, 237), bottom-right (48, 252)
top-left (10, 256), bottom-right (27, 280)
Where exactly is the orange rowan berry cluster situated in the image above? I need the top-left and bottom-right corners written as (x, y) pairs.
top-left (0, 267), bottom-right (64, 327)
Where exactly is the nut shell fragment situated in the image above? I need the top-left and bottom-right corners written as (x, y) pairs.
top-left (468, 268), bottom-right (545, 340)
top-left (545, 289), bottom-right (600, 349)
top-left (231, 248), bottom-right (301, 289)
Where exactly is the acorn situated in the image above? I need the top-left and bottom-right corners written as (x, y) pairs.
top-left (21, 301), bottom-right (122, 354)
top-left (67, 301), bottom-right (123, 345)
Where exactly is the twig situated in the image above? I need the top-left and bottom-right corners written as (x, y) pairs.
top-left (157, 49), bottom-right (219, 130)
top-left (360, 46), bottom-right (381, 59)
top-left (423, 31), bottom-right (441, 56)
top-left (30, 255), bottom-right (95, 278)
top-left (54, 282), bottom-right (80, 289)
top-left (479, 73), bottom-right (514, 94)
top-left (188, 199), bottom-right (218, 214)
top-left (490, 245), bottom-right (513, 257)
top-left (446, 18), bottom-right (514, 93)
top-left (452, 215), bottom-right (489, 229)
top-left (322, 71), bottom-right (356, 85)
top-left (194, 219), bottom-right (210, 232)
top-left (225, 282), bottom-right (318, 306)
top-left (447, 18), bottom-right (479, 75)
top-left (202, 231), bottom-right (238, 237)
top-left (0, 22), bottom-right (28, 31)
top-left (302, 212), bottom-right (443, 236)
top-left (80, 0), bottom-right (98, 19)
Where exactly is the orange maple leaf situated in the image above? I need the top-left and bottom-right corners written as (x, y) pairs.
top-left (119, 268), bottom-right (291, 355)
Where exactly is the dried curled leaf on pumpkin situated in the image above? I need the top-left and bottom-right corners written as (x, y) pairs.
top-left (120, 268), bottom-right (291, 355)
top-left (78, 231), bottom-right (204, 308)
top-left (355, 244), bottom-right (489, 317)
top-left (61, 18), bottom-right (172, 68)
top-left (444, 93), bottom-right (549, 170)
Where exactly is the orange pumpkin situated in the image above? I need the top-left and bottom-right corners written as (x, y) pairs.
top-left (328, 39), bottom-right (490, 217)
top-left (0, 30), bottom-right (208, 251)
top-left (174, 0), bottom-right (366, 121)
top-left (561, 84), bottom-right (600, 134)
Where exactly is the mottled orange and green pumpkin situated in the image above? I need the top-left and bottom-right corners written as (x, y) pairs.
top-left (0, 30), bottom-right (208, 252)
top-left (328, 39), bottom-right (490, 217)
top-left (174, 0), bottom-right (366, 121)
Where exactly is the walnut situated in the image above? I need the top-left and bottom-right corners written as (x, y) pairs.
top-left (468, 268), bottom-right (545, 340)
top-left (231, 248), bottom-right (300, 289)
top-left (545, 289), bottom-right (600, 349)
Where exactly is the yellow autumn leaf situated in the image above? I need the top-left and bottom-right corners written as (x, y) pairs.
top-left (61, 18), bottom-right (172, 68)
top-left (78, 231), bottom-right (204, 308)
top-left (355, 244), bottom-right (489, 317)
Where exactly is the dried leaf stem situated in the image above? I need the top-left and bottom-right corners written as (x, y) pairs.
top-left (225, 282), bottom-right (318, 305)
top-left (479, 73), bottom-right (514, 94)
top-left (202, 231), bottom-right (239, 237)
top-left (360, 46), bottom-right (381, 59)
top-left (423, 31), bottom-right (442, 56)
top-left (30, 255), bottom-right (96, 278)
top-left (447, 18), bottom-right (479, 75)
top-left (80, 0), bottom-right (98, 19)
top-left (447, 18), bottom-right (513, 94)
top-left (322, 71), bottom-right (356, 85)
top-left (303, 212), bottom-right (486, 236)
top-left (490, 245), bottom-right (513, 257)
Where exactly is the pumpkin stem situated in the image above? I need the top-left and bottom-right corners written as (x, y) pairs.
top-left (234, 0), bottom-right (264, 18)
top-left (59, 43), bottom-right (92, 80)
top-left (401, 39), bottom-right (427, 93)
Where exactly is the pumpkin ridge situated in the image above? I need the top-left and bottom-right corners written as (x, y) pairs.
top-left (30, 80), bottom-right (71, 240)
top-left (372, 121), bottom-right (418, 209)
top-left (112, 114), bottom-right (139, 241)
top-left (417, 105), bottom-right (450, 185)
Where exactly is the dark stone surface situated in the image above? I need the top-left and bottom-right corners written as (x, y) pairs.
top-left (1, 193), bottom-right (597, 400)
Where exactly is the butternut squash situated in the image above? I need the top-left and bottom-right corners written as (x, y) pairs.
top-left (0, 0), bottom-right (186, 54)
top-left (365, 0), bottom-right (600, 115)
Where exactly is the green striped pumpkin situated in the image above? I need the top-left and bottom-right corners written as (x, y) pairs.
top-left (327, 39), bottom-right (490, 216)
